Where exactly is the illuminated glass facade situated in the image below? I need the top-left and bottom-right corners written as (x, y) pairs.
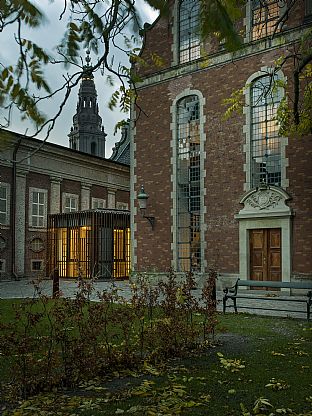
top-left (48, 209), bottom-right (130, 279)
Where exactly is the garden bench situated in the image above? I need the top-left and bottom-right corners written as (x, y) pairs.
top-left (223, 279), bottom-right (312, 320)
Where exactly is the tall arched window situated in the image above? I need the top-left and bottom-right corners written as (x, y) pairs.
top-left (176, 95), bottom-right (201, 271)
top-left (250, 74), bottom-right (282, 187)
top-left (179, 0), bottom-right (200, 63)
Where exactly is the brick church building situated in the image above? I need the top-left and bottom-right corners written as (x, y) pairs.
top-left (131, 0), bottom-right (312, 289)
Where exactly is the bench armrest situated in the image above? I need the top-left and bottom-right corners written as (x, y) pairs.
top-left (223, 278), bottom-right (240, 296)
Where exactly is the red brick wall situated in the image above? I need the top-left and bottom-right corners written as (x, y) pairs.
top-left (115, 190), bottom-right (130, 205)
top-left (135, 83), bottom-right (173, 271)
top-left (91, 185), bottom-right (108, 200)
top-left (287, 134), bottom-right (312, 275)
top-left (134, 27), bottom-right (312, 276)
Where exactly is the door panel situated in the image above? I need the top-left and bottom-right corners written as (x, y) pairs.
top-left (250, 228), bottom-right (281, 287)
top-left (250, 229), bottom-right (266, 282)
top-left (268, 229), bottom-right (281, 282)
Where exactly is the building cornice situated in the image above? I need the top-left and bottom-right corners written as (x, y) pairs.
top-left (135, 27), bottom-right (309, 90)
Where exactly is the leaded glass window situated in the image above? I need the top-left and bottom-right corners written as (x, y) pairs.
top-left (179, 0), bottom-right (200, 63)
top-left (251, 75), bottom-right (282, 187)
top-left (252, 0), bottom-right (281, 40)
top-left (176, 95), bottom-right (201, 272)
top-left (31, 191), bottom-right (46, 227)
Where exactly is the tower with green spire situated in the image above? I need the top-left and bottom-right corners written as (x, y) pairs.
top-left (68, 50), bottom-right (106, 158)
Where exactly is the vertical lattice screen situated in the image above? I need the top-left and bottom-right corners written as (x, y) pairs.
top-left (252, 0), bottom-right (281, 40)
top-left (48, 210), bottom-right (130, 279)
top-left (179, 0), bottom-right (200, 63)
top-left (251, 75), bottom-right (281, 187)
top-left (177, 95), bottom-right (201, 272)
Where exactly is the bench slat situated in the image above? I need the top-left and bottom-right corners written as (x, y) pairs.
top-left (237, 280), bottom-right (312, 290)
top-left (231, 296), bottom-right (307, 302)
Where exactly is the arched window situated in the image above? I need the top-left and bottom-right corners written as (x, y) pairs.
top-left (91, 142), bottom-right (97, 155)
top-left (250, 73), bottom-right (283, 187)
top-left (179, 0), bottom-right (200, 63)
top-left (176, 95), bottom-right (201, 271)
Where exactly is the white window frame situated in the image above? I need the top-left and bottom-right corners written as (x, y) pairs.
top-left (62, 193), bottom-right (79, 213)
top-left (0, 182), bottom-right (10, 226)
top-left (92, 197), bottom-right (106, 209)
top-left (243, 67), bottom-right (288, 191)
top-left (29, 187), bottom-right (48, 229)
top-left (116, 202), bottom-right (129, 210)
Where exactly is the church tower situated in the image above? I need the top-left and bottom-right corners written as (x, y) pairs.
top-left (68, 51), bottom-right (106, 158)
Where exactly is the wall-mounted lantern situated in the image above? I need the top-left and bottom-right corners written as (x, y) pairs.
top-left (137, 185), bottom-right (155, 230)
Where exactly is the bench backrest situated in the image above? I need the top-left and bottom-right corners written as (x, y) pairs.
top-left (237, 279), bottom-right (312, 290)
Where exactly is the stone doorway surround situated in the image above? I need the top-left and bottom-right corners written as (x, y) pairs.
top-left (235, 185), bottom-right (293, 289)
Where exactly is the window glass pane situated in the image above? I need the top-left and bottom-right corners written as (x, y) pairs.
top-left (0, 186), bottom-right (6, 199)
top-left (251, 75), bottom-right (282, 187)
top-left (176, 95), bottom-right (201, 272)
top-left (32, 204), bottom-right (38, 216)
top-left (39, 192), bottom-right (44, 204)
top-left (0, 200), bottom-right (6, 212)
top-left (38, 204), bottom-right (44, 216)
top-left (252, 0), bottom-right (280, 40)
top-left (179, 0), bottom-right (200, 63)
top-left (32, 216), bottom-right (38, 227)
top-left (33, 192), bottom-right (39, 203)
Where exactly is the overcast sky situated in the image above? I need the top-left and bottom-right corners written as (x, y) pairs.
top-left (1, 1), bottom-right (158, 157)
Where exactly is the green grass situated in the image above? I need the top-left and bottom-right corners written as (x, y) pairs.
top-left (1, 300), bottom-right (312, 415)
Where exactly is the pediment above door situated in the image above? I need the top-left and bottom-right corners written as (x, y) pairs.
top-left (235, 185), bottom-right (292, 219)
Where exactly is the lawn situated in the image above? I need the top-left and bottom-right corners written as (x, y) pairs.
top-left (0, 297), bottom-right (311, 416)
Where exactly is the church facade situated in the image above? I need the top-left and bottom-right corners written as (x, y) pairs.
top-left (131, 0), bottom-right (312, 289)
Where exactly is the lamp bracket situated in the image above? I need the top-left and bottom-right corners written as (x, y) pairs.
top-left (143, 215), bottom-right (155, 230)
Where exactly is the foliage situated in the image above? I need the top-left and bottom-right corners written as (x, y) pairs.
top-left (217, 352), bottom-right (246, 372)
top-left (0, 0), bottom-right (161, 136)
top-left (222, 28), bottom-right (312, 138)
top-left (1, 302), bottom-right (312, 415)
top-left (200, 0), bottom-right (243, 51)
top-left (1, 292), bottom-right (312, 415)
top-left (0, 270), bottom-right (218, 406)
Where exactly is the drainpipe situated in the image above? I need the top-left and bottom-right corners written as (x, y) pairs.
top-left (11, 138), bottom-right (21, 279)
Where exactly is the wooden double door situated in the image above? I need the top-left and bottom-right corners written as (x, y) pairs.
top-left (249, 228), bottom-right (281, 283)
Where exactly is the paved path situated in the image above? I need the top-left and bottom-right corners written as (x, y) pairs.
top-left (0, 278), bottom-right (309, 320)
